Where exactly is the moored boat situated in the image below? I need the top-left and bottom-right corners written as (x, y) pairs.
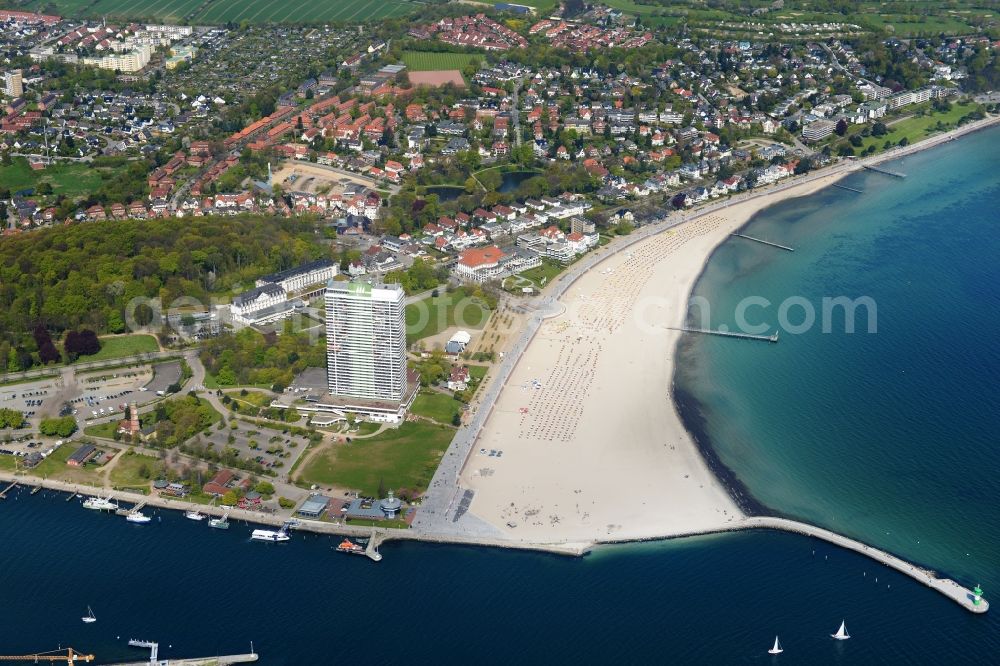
top-left (127, 512), bottom-right (151, 524)
top-left (251, 528), bottom-right (290, 543)
top-left (208, 512), bottom-right (230, 530)
top-left (185, 510), bottom-right (207, 521)
top-left (83, 496), bottom-right (118, 511)
top-left (337, 538), bottom-right (365, 555)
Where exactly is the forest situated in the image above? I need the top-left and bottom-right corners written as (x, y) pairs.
top-left (0, 216), bottom-right (327, 367)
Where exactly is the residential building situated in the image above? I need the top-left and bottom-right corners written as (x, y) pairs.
top-left (3, 69), bottom-right (23, 97)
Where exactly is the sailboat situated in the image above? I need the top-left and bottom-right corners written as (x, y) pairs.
top-left (831, 620), bottom-right (850, 640)
top-left (81, 606), bottom-right (96, 624)
top-left (767, 636), bottom-right (783, 654)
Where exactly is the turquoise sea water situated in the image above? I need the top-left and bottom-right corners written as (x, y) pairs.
top-left (2, 128), bottom-right (999, 663)
top-left (677, 125), bottom-right (1000, 592)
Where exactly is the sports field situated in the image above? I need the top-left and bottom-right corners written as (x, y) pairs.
top-left (401, 51), bottom-right (480, 72)
top-left (28, 0), bottom-right (421, 23)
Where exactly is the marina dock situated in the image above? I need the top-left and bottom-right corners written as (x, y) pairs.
top-left (863, 164), bottom-right (906, 178)
top-left (670, 326), bottom-right (779, 343)
top-left (0, 480), bottom-right (17, 499)
top-left (744, 517), bottom-right (989, 614)
top-left (730, 233), bottom-right (794, 251)
top-left (832, 183), bottom-right (863, 193)
top-left (116, 500), bottom-right (147, 516)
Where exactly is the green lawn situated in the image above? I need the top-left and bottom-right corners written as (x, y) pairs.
top-left (226, 390), bottom-right (273, 408)
top-left (402, 51), bottom-right (480, 72)
top-left (0, 158), bottom-right (104, 201)
top-left (72, 335), bottom-right (160, 363)
top-left (84, 422), bottom-right (118, 439)
top-left (411, 391), bottom-right (462, 425)
top-left (299, 421), bottom-right (453, 496)
top-left (108, 451), bottom-right (158, 491)
top-left (405, 287), bottom-right (492, 344)
top-left (508, 260), bottom-right (565, 291)
top-left (856, 103), bottom-right (978, 154)
top-left (0, 455), bottom-right (17, 471)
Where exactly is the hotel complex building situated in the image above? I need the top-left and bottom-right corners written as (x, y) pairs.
top-left (325, 281), bottom-right (407, 404)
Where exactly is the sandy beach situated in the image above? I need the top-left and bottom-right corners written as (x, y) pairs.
top-left (460, 173), bottom-right (848, 544)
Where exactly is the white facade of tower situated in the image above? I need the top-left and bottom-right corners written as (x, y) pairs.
top-left (325, 281), bottom-right (406, 401)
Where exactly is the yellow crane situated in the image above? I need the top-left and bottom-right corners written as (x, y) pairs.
top-left (0, 648), bottom-right (94, 663)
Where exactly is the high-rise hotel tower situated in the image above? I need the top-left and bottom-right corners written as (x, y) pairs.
top-left (324, 281), bottom-right (407, 402)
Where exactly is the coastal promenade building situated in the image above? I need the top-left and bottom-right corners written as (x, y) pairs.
top-left (274, 281), bottom-right (416, 423)
top-left (453, 245), bottom-right (542, 283)
top-left (255, 258), bottom-right (337, 297)
top-left (230, 284), bottom-right (291, 326)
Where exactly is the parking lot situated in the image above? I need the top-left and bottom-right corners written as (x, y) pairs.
top-left (199, 421), bottom-right (310, 474)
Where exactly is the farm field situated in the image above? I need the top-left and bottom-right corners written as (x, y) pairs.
top-left (28, 0), bottom-right (421, 23)
top-left (401, 51), bottom-right (480, 72)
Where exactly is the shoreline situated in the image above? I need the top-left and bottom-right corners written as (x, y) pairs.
top-left (668, 114), bottom-right (1000, 526)
top-left (1, 114), bottom-right (997, 613)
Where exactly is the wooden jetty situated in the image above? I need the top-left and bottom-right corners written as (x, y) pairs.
top-left (731, 233), bottom-right (794, 252)
top-left (833, 183), bottom-right (863, 193)
top-left (116, 500), bottom-right (147, 516)
top-left (670, 326), bottom-right (779, 343)
top-left (0, 480), bottom-right (17, 499)
top-left (863, 164), bottom-right (906, 178)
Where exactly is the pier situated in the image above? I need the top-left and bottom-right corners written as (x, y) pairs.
top-left (670, 326), bottom-right (779, 343)
top-left (730, 233), bottom-right (794, 251)
top-left (110, 639), bottom-right (258, 666)
top-left (832, 183), bottom-right (863, 194)
top-left (863, 164), bottom-right (906, 178)
top-left (0, 480), bottom-right (17, 499)
top-left (117, 500), bottom-right (147, 516)
top-left (744, 516), bottom-right (989, 614)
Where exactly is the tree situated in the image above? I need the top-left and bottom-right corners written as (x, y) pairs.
top-left (835, 119), bottom-right (848, 136)
top-left (872, 122), bottom-right (888, 137)
top-left (0, 408), bottom-right (25, 429)
top-left (39, 416), bottom-right (78, 437)
top-left (65, 329), bottom-right (101, 359)
top-left (33, 325), bottom-right (60, 365)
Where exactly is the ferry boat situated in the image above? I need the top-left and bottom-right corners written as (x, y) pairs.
top-left (126, 512), bottom-right (152, 524)
top-left (336, 538), bottom-right (365, 555)
top-left (82, 496), bottom-right (118, 511)
top-left (251, 528), bottom-right (290, 543)
top-left (185, 510), bottom-right (207, 521)
top-left (208, 513), bottom-right (230, 530)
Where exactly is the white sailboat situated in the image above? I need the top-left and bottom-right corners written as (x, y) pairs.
top-left (831, 620), bottom-right (850, 640)
top-left (767, 636), bottom-right (783, 654)
top-left (81, 606), bottom-right (96, 624)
